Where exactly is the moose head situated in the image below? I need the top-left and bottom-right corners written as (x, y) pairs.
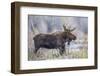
top-left (62, 24), bottom-right (76, 45)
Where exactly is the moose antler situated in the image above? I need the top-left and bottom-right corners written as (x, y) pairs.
top-left (63, 24), bottom-right (68, 31)
top-left (69, 27), bottom-right (76, 32)
top-left (63, 24), bottom-right (76, 32)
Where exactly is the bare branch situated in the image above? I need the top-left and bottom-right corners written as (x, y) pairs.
top-left (30, 21), bottom-right (35, 34)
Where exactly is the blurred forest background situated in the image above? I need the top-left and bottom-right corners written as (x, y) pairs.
top-left (28, 15), bottom-right (88, 61)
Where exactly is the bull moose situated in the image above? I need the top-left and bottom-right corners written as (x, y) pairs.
top-left (33, 24), bottom-right (76, 55)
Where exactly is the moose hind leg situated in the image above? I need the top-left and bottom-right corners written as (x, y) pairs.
top-left (34, 47), bottom-right (39, 54)
top-left (34, 41), bottom-right (39, 54)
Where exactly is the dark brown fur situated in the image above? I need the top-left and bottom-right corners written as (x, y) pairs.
top-left (33, 31), bottom-right (76, 55)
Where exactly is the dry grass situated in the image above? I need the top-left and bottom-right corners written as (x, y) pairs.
top-left (67, 48), bottom-right (88, 59)
top-left (28, 47), bottom-right (88, 61)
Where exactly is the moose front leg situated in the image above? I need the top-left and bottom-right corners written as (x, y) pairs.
top-left (59, 44), bottom-right (65, 55)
